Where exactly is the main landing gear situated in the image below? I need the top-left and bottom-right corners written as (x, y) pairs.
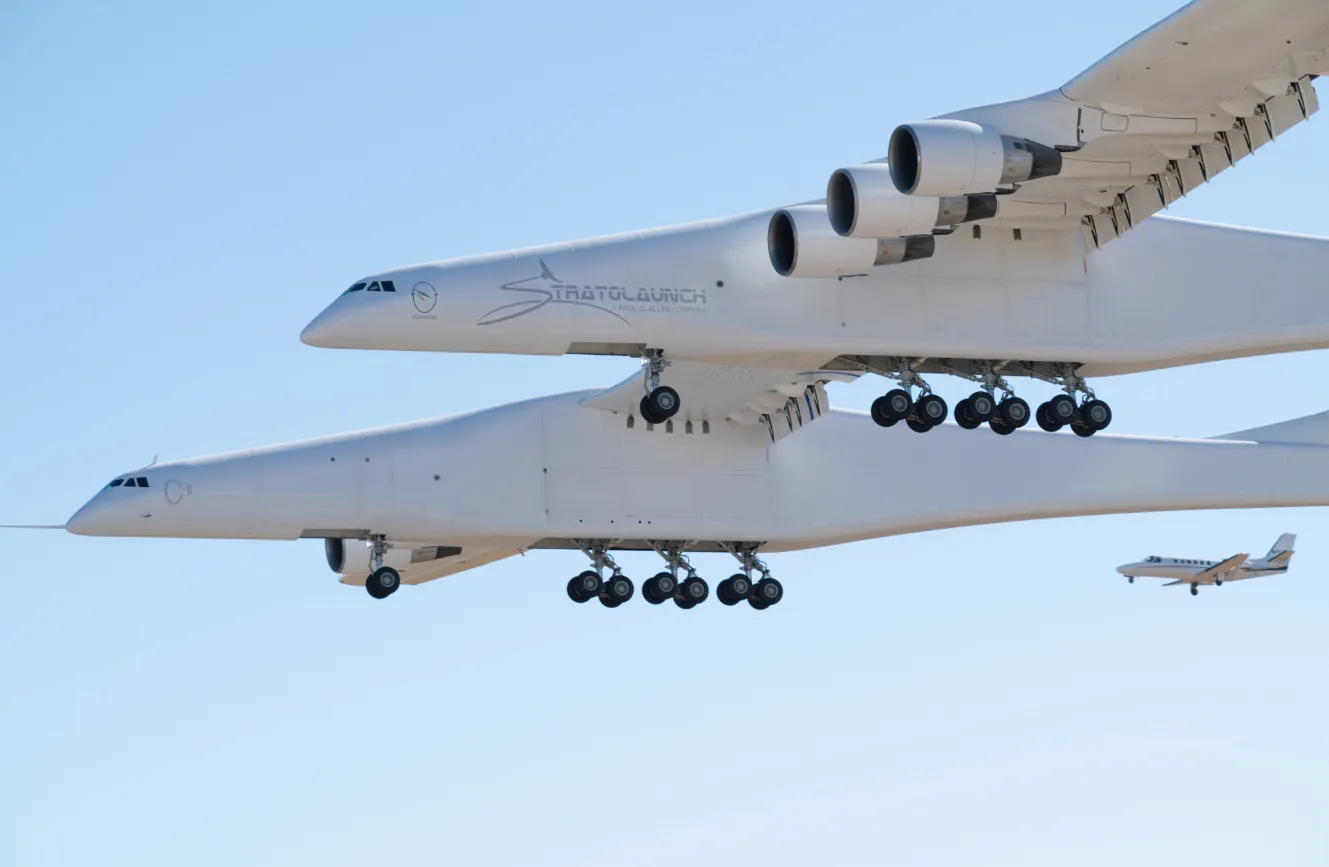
top-left (365, 535), bottom-right (401, 599)
top-left (564, 541), bottom-right (782, 611)
top-left (567, 542), bottom-right (635, 607)
top-left (869, 365), bottom-right (947, 433)
top-left (724, 544), bottom-right (783, 609)
top-left (1034, 367), bottom-right (1112, 437)
top-left (638, 349), bottom-right (680, 425)
top-left (952, 365), bottom-right (1030, 436)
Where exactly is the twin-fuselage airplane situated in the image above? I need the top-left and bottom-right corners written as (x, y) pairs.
top-left (1117, 534), bottom-right (1296, 595)
top-left (10, 0), bottom-right (1329, 607)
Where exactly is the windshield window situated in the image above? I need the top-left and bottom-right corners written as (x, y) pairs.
top-left (342, 282), bottom-right (367, 295)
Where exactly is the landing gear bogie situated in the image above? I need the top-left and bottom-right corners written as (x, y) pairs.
top-left (599, 574), bottom-right (634, 607)
top-left (718, 574), bottom-right (753, 606)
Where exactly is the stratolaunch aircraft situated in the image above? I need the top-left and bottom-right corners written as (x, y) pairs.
top-left (1116, 533), bottom-right (1296, 595)
top-left (37, 366), bottom-right (1329, 607)
top-left (302, 0), bottom-right (1329, 439)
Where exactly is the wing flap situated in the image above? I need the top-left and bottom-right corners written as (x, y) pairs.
top-left (580, 361), bottom-right (859, 444)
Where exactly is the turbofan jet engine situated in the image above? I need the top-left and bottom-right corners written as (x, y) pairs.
top-left (325, 537), bottom-right (411, 576)
top-left (888, 120), bottom-right (1063, 197)
top-left (768, 205), bottom-right (935, 278)
top-left (826, 163), bottom-right (997, 238)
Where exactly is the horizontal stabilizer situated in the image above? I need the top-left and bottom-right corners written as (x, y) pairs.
top-left (1218, 410), bottom-right (1329, 446)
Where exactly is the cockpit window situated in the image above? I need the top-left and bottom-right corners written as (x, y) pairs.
top-left (364, 280), bottom-right (396, 292)
top-left (108, 479), bottom-right (124, 488)
top-left (342, 282), bottom-right (367, 295)
top-left (137, 477), bottom-right (150, 488)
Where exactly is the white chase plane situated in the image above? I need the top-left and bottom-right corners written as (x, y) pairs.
top-left (15, 377), bottom-right (1329, 608)
top-left (1116, 533), bottom-right (1296, 595)
top-left (302, 0), bottom-right (1329, 439)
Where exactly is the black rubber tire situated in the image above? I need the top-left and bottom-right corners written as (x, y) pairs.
top-left (642, 580), bottom-right (661, 605)
top-left (882, 388), bottom-right (912, 420)
top-left (567, 576), bottom-right (587, 603)
top-left (753, 577), bottom-right (783, 606)
top-left (1047, 394), bottom-right (1078, 426)
top-left (601, 574), bottom-right (634, 606)
top-left (644, 386), bottom-right (680, 420)
top-left (366, 566), bottom-right (400, 599)
top-left (573, 570), bottom-right (601, 601)
top-left (966, 391), bottom-right (995, 422)
top-left (717, 578), bottom-right (738, 606)
top-left (915, 393), bottom-right (948, 426)
top-left (1128, 576), bottom-right (1135, 584)
top-left (674, 597), bottom-right (696, 610)
top-left (1036, 402), bottom-right (1062, 432)
top-left (989, 418), bottom-right (1015, 436)
top-left (748, 596), bottom-right (771, 610)
top-left (955, 399), bottom-right (981, 430)
top-left (643, 571), bottom-right (674, 604)
top-left (870, 396), bottom-right (897, 428)
top-left (999, 396), bottom-right (1031, 428)
top-left (1071, 420), bottom-right (1096, 438)
top-left (677, 576), bottom-right (709, 606)
top-left (906, 418), bottom-right (932, 433)
top-left (638, 396), bottom-right (665, 425)
top-left (1191, 585), bottom-right (1199, 596)
top-left (1081, 399), bottom-right (1112, 431)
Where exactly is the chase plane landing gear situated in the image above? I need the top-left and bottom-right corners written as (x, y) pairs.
top-left (365, 536), bottom-right (401, 599)
top-left (569, 542), bottom-right (634, 607)
top-left (869, 364), bottom-right (946, 433)
top-left (638, 349), bottom-right (679, 425)
top-left (1035, 365), bottom-right (1112, 437)
top-left (1190, 583), bottom-right (1199, 596)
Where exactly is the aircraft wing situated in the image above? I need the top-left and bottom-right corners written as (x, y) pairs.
top-left (1190, 552), bottom-right (1250, 584)
top-left (917, 0), bottom-right (1329, 250)
top-left (338, 545), bottom-right (525, 587)
top-left (579, 361), bottom-right (861, 443)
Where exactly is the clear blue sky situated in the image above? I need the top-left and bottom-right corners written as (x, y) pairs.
top-left (3, 1), bottom-right (1327, 864)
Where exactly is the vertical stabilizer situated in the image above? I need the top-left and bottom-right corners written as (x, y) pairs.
top-left (1261, 533), bottom-right (1296, 567)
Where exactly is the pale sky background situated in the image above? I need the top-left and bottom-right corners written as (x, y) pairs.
top-left (2, 1), bottom-right (1328, 864)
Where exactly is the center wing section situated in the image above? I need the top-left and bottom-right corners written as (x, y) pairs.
top-left (840, 1), bottom-right (1329, 254)
top-left (579, 361), bottom-right (860, 443)
top-left (1193, 552), bottom-right (1250, 584)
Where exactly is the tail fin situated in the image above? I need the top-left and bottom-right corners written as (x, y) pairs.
top-left (1261, 533), bottom-right (1296, 567)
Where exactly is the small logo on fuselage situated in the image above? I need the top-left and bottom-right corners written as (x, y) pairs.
top-left (476, 259), bottom-right (707, 326)
top-left (412, 281), bottom-right (438, 313)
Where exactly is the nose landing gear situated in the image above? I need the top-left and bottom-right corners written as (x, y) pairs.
top-left (364, 535), bottom-right (401, 599)
top-left (638, 350), bottom-right (680, 425)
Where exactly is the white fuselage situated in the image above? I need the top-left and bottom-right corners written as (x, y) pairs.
top-left (67, 391), bottom-right (1329, 556)
top-left (1115, 557), bottom-right (1287, 583)
top-left (300, 214), bottom-right (1329, 379)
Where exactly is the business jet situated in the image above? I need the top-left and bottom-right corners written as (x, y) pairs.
top-left (13, 365), bottom-right (1329, 608)
top-left (1116, 533), bottom-right (1296, 595)
top-left (302, 0), bottom-right (1329, 439)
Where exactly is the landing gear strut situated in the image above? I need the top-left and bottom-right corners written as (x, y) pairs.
top-left (365, 535), bottom-right (401, 599)
top-left (868, 362), bottom-right (947, 433)
top-left (648, 542), bottom-right (707, 608)
top-left (1035, 365), bottom-right (1112, 436)
top-left (953, 365), bottom-right (1030, 435)
top-left (638, 349), bottom-right (679, 425)
top-left (724, 544), bottom-right (783, 609)
top-left (568, 541), bottom-right (634, 607)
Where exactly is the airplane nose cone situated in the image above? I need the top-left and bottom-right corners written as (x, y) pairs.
top-left (66, 496), bottom-right (114, 536)
top-left (300, 304), bottom-right (350, 348)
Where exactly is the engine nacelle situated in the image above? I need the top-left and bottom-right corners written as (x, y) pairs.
top-left (826, 163), bottom-right (997, 238)
top-left (324, 537), bottom-right (411, 575)
top-left (768, 206), bottom-right (934, 278)
top-left (888, 120), bottom-right (1062, 197)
